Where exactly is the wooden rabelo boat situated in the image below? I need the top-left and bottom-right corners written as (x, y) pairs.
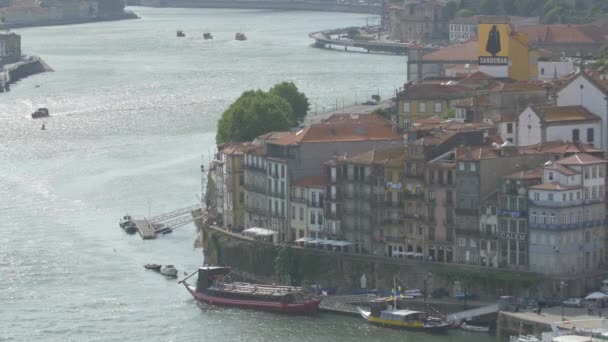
top-left (180, 266), bottom-right (320, 314)
top-left (358, 307), bottom-right (453, 332)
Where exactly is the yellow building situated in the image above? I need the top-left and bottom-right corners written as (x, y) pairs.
top-left (477, 16), bottom-right (531, 81)
top-left (395, 82), bottom-right (473, 130)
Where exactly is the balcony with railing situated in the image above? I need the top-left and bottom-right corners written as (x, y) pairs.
top-left (529, 199), bottom-right (584, 208)
top-left (245, 204), bottom-right (268, 217)
top-left (243, 183), bottom-right (266, 194)
top-left (268, 191), bottom-right (286, 199)
top-left (291, 195), bottom-right (307, 203)
top-left (455, 228), bottom-right (497, 238)
top-left (529, 218), bottom-right (608, 231)
top-left (373, 235), bottom-right (405, 243)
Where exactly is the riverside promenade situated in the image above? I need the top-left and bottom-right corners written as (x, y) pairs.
top-left (305, 98), bottom-right (393, 124)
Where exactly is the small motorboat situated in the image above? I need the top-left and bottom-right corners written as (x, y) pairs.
top-left (177, 30), bottom-right (186, 37)
top-left (119, 215), bottom-right (133, 229)
top-left (31, 108), bottom-right (49, 119)
top-left (160, 265), bottom-right (178, 278)
top-left (124, 221), bottom-right (138, 234)
top-left (144, 264), bottom-right (162, 272)
top-left (235, 32), bottom-right (247, 41)
top-left (203, 32), bottom-right (213, 40)
top-left (461, 322), bottom-right (490, 333)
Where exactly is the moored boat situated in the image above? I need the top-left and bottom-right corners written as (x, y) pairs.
top-left (235, 32), bottom-right (247, 41)
top-left (31, 108), bottom-right (49, 119)
top-left (119, 214), bottom-right (132, 228)
top-left (177, 30), bottom-right (185, 37)
top-left (461, 322), bottom-right (490, 333)
top-left (180, 266), bottom-right (320, 314)
top-left (144, 264), bottom-right (162, 272)
top-left (358, 307), bottom-right (452, 331)
top-left (203, 32), bottom-right (213, 40)
top-left (160, 265), bottom-right (178, 278)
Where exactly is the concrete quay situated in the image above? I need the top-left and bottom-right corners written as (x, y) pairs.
top-left (498, 306), bottom-right (608, 336)
top-left (0, 56), bottom-right (53, 93)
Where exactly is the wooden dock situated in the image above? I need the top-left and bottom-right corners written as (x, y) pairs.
top-left (133, 219), bottom-right (156, 240)
top-left (319, 294), bottom-right (376, 316)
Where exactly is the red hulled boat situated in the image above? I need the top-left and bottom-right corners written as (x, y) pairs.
top-left (181, 266), bottom-right (320, 314)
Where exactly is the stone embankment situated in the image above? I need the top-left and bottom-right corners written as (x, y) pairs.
top-left (129, 0), bottom-right (381, 14)
top-left (1, 12), bottom-right (138, 29)
top-left (0, 56), bottom-right (53, 93)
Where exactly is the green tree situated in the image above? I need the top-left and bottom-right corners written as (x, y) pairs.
top-left (216, 90), bottom-right (293, 144)
top-left (372, 108), bottom-right (392, 120)
top-left (480, 0), bottom-right (498, 14)
top-left (455, 8), bottom-right (475, 17)
top-left (269, 81), bottom-right (310, 125)
top-left (442, 0), bottom-right (459, 20)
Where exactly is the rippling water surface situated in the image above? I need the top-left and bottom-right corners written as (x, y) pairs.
top-left (0, 7), bottom-right (502, 341)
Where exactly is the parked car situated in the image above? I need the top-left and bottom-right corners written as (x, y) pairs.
top-left (432, 288), bottom-right (449, 299)
top-left (361, 99), bottom-right (378, 105)
top-left (562, 298), bottom-right (584, 307)
top-left (454, 292), bottom-right (477, 301)
top-left (537, 297), bottom-right (561, 308)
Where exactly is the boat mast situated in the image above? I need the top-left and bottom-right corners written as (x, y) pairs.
top-left (393, 274), bottom-right (398, 310)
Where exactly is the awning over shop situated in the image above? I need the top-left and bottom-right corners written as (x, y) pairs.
top-left (242, 227), bottom-right (276, 237)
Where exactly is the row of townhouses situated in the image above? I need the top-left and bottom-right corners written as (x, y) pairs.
top-left (208, 68), bottom-right (608, 285)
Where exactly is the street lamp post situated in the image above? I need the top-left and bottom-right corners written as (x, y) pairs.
top-left (561, 281), bottom-right (567, 321)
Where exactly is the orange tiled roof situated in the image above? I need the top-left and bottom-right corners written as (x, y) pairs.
top-left (269, 122), bottom-right (401, 146)
top-left (540, 106), bottom-right (600, 124)
top-left (492, 81), bottom-right (549, 92)
top-left (455, 146), bottom-right (500, 160)
top-left (505, 168), bottom-right (542, 180)
top-left (556, 153), bottom-right (607, 166)
top-left (219, 142), bottom-right (250, 156)
top-left (493, 114), bottom-right (515, 122)
top-left (543, 161), bottom-right (579, 176)
top-left (518, 24), bottom-right (606, 44)
top-left (422, 41), bottom-right (478, 62)
top-left (292, 175), bottom-right (326, 188)
top-left (337, 147), bottom-right (405, 166)
top-left (530, 182), bottom-right (581, 191)
top-left (519, 140), bottom-right (602, 155)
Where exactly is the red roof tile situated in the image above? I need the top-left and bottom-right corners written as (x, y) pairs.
top-left (556, 153), bottom-right (607, 166)
top-left (338, 147), bottom-right (405, 166)
top-left (540, 106), bottom-right (600, 124)
top-left (422, 41), bottom-right (478, 62)
top-left (505, 168), bottom-right (542, 180)
top-left (270, 122), bottom-right (401, 145)
top-left (518, 24), bottom-right (607, 44)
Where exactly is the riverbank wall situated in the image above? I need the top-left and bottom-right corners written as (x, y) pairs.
top-left (193, 210), bottom-right (555, 299)
top-left (130, 0), bottom-right (381, 14)
top-left (1, 12), bottom-right (139, 29)
top-left (0, 56), bottom-right (53, 92)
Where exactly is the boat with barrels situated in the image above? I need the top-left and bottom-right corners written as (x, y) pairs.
top-left (235, 32), bottom-right (247, 41)
top-left (180, 266), bottom-right (320, 314)
top-left (31, 108), bottom-right (49, 119)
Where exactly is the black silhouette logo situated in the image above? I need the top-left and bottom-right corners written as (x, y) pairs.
top-left (485, 25), bottom-right (501, 56)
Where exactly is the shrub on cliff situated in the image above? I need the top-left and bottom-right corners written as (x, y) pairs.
top-left (215, 89), bottom-right (293, 144)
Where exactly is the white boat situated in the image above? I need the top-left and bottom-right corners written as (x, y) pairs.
top-left (160, 265), bottom-right (178, 278)
top-left (461, 322), bottom-right (490, 333)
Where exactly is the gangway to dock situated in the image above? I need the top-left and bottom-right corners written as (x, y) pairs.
top-left (131, 204), bottom-right (204, 239)
top-left (446, 303), bottom-right (499, 323)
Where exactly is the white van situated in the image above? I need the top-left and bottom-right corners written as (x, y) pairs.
top-left (600, 279), bottom-right (608, 294)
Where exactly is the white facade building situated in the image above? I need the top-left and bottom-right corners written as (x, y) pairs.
top-left (516, 105), bottom-right (601, 147)
top-left (556, 72), bottom-right (608, 150)
top-left (528, 153), bottom-right (606, 275)
top-left (537, 61), bottom-right (575, 81)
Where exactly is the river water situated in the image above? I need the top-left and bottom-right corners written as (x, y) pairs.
top-left (0, 7), bottom-right (503, 342)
